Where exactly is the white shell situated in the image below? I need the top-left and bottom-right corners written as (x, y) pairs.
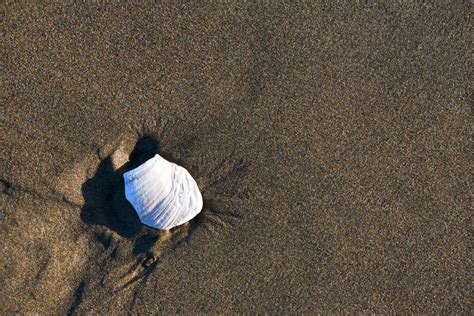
top-left (123, 154), bottom-right (203, 230)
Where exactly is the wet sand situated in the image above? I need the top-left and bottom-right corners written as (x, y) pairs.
top-left (1, 2), bottom-right (471, 314)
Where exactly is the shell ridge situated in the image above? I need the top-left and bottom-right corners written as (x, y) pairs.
top-left (142, 176), bottom-right (172, 219)
top-left (146, 165), bottom-right (178, 229)
top-left (160, 165), bottom-right (181, 229)
top-left (167, 169), bottom-right (187, 228)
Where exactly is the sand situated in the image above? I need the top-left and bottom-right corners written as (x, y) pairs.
top-left (1, 1), bottom-right (471, 314)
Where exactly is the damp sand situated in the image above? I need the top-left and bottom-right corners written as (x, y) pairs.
top-left (1, 2), bottom-right (471, 314)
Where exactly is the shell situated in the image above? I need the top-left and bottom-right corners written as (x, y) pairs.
top-left (123, 154), bottom-right (203, 230)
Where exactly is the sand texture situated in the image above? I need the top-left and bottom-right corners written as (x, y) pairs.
top-left (1, 2), bottom-right (471, 314)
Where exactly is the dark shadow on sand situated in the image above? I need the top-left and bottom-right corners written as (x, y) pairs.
top-left (80, 135), bottom-right (160, 238)
top-left (67, 281), bottom-right (85, 316)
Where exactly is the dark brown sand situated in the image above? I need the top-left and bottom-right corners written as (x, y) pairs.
top-left (1, 2), bottom-right (471, 314)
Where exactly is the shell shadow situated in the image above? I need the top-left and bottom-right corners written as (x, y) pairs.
top-left (80, 135), bottom-right (160, 238)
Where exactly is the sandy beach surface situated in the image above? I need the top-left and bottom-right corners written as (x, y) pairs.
top-left (2, 2), bottom-right (471, 314)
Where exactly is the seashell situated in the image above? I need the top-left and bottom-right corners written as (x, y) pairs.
top-left (123, 154), bottom-right (203, 230)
